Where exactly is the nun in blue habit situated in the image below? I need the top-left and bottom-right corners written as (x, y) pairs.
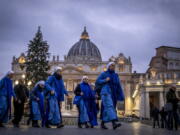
top-left (73, 76), bottom-right (98, 128)
top-left (30, 81), bottom-right (47, 128)
top-left (0, 71), bottom-right (16, 127)
top-left (95, 62), bottom-right (125, 130)
top-left (44, 89), bottom-right (61, 128)
top-left (45, 66), bottom-right (69, 128)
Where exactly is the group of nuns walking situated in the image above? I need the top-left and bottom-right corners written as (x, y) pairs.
top-left (0, 62), bottom-right (125, 130)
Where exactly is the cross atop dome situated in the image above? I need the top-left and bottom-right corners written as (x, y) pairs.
top-left (80, 26), bottom-right (89, 40)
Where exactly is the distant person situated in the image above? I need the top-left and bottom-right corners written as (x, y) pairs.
top-left (159, 107), bottom-right (167, 128)
top-left (166, 85), bottom-right (180, 130)
top-left (12, 79), bottom-right (29, 128)
top-left (152, 106), bottom-right (160, 128)
top-left (0, 71), bottom-right (16, 127)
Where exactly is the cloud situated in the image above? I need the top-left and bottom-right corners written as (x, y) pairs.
top-left (0, 0), bottom-right (180, 74)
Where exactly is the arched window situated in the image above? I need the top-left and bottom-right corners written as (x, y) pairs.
top-left (169, 62), bottom-right (174, 69)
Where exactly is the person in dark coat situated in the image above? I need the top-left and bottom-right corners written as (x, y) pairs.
top-left (159, 107), bottom-right (167, 128)
top-left (166, 85), bottom-right (180, 130)
top-left (152, 106), bottom-right (160, 128)
top-left (12, 79), bottom-right (29, 127)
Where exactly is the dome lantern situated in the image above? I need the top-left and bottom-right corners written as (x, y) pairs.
top-left (80, 26), bottom-right (89, 40)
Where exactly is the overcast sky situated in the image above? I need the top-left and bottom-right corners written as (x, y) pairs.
top-left (0, 0), bottom-right (180, 77)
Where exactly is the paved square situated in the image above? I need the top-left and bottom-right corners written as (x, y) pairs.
top-left (0, 122), bottom-right (179, 135)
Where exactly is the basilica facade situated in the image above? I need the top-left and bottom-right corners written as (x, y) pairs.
top-left (11, 27), bottom-right (180, 118)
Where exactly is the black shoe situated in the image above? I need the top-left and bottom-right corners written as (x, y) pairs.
top-left (27, 119), bottom-right (31, 125)
top-left (85, 123), bottom-right (89, 128)
top-left (0, 123), bottom-right (5, 127)
top-left (13, 124), bottom-right (20, 128)
top-left (168, 128), bottom-right (173, 130)
top-left (45, 124), bottom-right (51, 128)
top-left (91, 125), bottom-right (94, 128)
top-left (101, 124), bottom-right (108, 129)
top-left (32, 124), bottom-right (40, 128)
top-left (78, 123), bottom-right (82, 128)
top-left (57, 124), bottom-right (64, 128)
top-left (113, 123), bottom-right (121, 130)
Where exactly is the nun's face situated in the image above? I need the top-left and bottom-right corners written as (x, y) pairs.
top-left (56, 70), bottom-right (62, 75)
top-left (109, 64), bottom-right (115, 71)
top-left (8, 73), bottom-right (14, 79)
top-left (83, 78), bottom-right (89, 83)
top-left (39, 84), bottom-right (45, 89)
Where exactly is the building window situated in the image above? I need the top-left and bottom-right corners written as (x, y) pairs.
top-left (91, 67), bottom-right (97, 71)
top-left (66, 96), bottom-right (73, 110)
top-left (176, 73), bottom-right (180, 79)
top-left (169, 62), bottom-right (174, 69)
top-left (18, 57), bottom-right (26, 64)
top-left (119, 65), bottom-right (124, 72)
top-left (118, 60), bottom-right (124, 64)
top-left (78, 66), bottom-right (83, 70)
top-left (167, 73), bottom-right (173, 79)
top-left (157, 73), bottom-right (161, 79)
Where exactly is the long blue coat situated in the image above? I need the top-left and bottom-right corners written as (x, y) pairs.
top-left (73, 96), bottom-right (89, 123)
top-left (0, 77), bottom-right (16, 123)
top-left (96, 70), bottom-right (124, 107)
top-left (96, 70), bottom-right (125, 122)
top-left (45, 92), bottom-right (61, 125)
top-left (100, 85), bottom-right (118, 122)
top-left (30, 86), bottom-right (45, 122)
top-left (80, 83), bottom-right (98, 126)
top-left (46, 75), bottom-right (68, 102)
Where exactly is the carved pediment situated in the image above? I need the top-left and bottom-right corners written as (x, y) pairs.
top-left (62, 65), bottom-right (86, 74)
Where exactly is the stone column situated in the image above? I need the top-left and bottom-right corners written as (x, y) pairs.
top-left (140, 90), bottom-right (145, 119)
top-left (159, 91), bottom-right (165, 109)
top-left (125, 83), bottom-right (132, 115)
top-left (145, 91), bottom-right (150, 119)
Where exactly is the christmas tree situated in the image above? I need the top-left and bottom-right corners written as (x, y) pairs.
top-left (26, 26), bottom-right (50, 87)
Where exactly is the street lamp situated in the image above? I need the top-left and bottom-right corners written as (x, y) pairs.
top-left (177, 81), bottom-right (180, 85)
top-left (15, 80), bottom-right (19, 85)
top-left (27, 81), bottom-right (32, 86)
top-left (156, 81), bottom-right (161, 85)
top-left (146, 81), bottom-right (151, 86)
top-left (22, 74), bottom-right (25, 79)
